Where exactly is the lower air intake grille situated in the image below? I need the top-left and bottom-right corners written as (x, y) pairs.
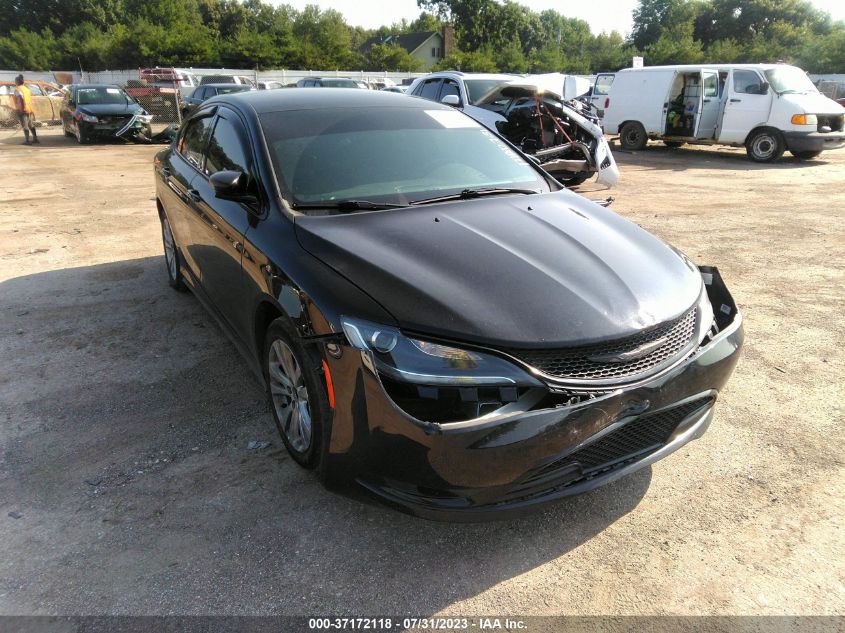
top-left (503, 308), bottom-right (697, 382)
top-left (511, 396), bottom-right (715, 495)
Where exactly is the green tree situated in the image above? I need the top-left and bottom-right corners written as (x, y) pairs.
top-left (589, 31), bottom-right (632, 72)
top-left (434, 48), bottom-right (498, 72)
top-left (364, 43), bottom-right (423, 71)
top-left (0, 28), bottom-right (58, 70)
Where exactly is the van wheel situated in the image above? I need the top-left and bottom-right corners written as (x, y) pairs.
top-left (746, 128), bottom-right (784, 162)
top-left (790, 150), bottom-right (822, 160)
top-left (619, 122), bottom-right (647, 151)
top-left (664, 141), bottom-right (685, 148)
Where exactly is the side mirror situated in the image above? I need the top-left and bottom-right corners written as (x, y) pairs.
top-left (210, 170), bottom-right (257, 204)
top-left (441, 94), bottom-right (460, 107)
top-left (760, 81), bottom-right (770, 95)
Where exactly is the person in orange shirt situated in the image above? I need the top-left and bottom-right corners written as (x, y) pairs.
top-left (13, 75), bottom-right (39, 145)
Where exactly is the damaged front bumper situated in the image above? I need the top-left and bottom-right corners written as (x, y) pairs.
top-left (320, 267), bottom-right (743, 521)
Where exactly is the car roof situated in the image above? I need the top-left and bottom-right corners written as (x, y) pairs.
top-left (73, 84), bottom-right (122, 89)
top-left (419, 72), bottom-right (515, 82)
top-left (617, 63), bottom-right (797, 73)
top-left (211, 88), bottom-right (451, 114)
top-left (203, 83), bottom-right (252, 89)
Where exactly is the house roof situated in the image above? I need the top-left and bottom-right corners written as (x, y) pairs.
top-left (360, 31), bottom-right (440, 55)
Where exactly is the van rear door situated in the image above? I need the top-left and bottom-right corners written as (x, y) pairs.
top-left (695, 69), bottom-right (721, 139)
top-left (592, 74), bottom-right (614, 114)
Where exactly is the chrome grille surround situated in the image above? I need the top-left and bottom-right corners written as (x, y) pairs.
top-left (502, 306), bottom-right (700, 386)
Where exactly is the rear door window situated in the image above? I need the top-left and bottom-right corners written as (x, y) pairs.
top-left (594, 74), bottom-right (615, 96)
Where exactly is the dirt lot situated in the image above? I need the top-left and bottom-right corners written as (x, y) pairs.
top-left (0, 127), bottom-right (843, 617)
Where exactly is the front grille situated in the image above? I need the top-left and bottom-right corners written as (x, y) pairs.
top-left (507, 396), bottom-right (714, 497)
top-left (818, 114), bottom-right (844, 132)
top-left (504, 308), bottom-right (697, 382)
top-left (99, 115), bottom-right (131, 125)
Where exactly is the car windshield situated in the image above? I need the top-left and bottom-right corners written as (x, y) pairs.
top-left (764, 67), bottom-right (817, 95)
top-left (77, 87), bottom-right (130, 105)
top-left (260, 106), bottom-right (548, 209)
top-left (217, 86), bottom-right (251, 95)
top-left (464, 79), bottom-right (509, 104)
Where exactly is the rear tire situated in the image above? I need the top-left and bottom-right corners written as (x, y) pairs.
top-left (619, 122), bottom-right (647, 151)
top-left (790, 150), bottom-right (822, 160)
top-left (263, 318), bottom-right (329, 469)
top-left (746, 128), bottom-right (784, 162)
top-left (160, 213), bottom-right (187, 291)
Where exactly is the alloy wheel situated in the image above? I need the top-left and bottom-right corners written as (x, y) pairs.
top-left (268, 340), bottom-right (313, 453)
top-left (162, 217), bottom-right (177, 280)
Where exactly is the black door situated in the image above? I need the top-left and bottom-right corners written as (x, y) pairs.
top-left (164, 112), bottom-right (215, 285)
top-left (186, 106), bottom-right (258, 339)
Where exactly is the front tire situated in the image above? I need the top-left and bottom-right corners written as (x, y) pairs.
top-left (746, 128), bottom-right (784, 162)
top-left (75, 126), bottom-right (88, 144)
top-left (160, 213), bottom-right (187, 291)
top-left (791, 150), bottom-right (822, 160)
top-left (619, 121), bottom-right (647, 151)
top-left (263, 318), bottom-right (329, 469)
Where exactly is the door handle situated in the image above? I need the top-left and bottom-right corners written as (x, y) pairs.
top-left (188, 189), bottom-right (202, 203)
top-left (730, 98), bottom-right (741, 103)
top-left (703, 99), bottom-right (711, 103)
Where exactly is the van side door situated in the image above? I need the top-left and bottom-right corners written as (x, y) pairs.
top-left (695, 69), bottom-right (721, 139)
top-left (718, 68), bottom-right (774, 144)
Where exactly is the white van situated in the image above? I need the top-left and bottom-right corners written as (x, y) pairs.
top-left (598, 64), bottom-right (845, 162)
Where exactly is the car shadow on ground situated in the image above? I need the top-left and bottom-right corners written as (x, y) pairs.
top-left (608, 139), bottom-right (829, 171)
top-left (0, 256), bottom-right (652, 615)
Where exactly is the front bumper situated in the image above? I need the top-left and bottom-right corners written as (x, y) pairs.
top-left (320, 267), bottom-right (743, 521)
top-left (80, 118), bottom-right (151, 140)
top-left (782, 130), bottom-right (845, 153)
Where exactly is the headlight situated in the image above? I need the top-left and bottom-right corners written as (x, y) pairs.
top-left (136, 114), bottom-right (153, 123)
top-left (76, 112), bottom-right (98, 123)
top-left (340, 316), bottom-right (542, 387)
top-left (791, 114), bottom-right (817, 125)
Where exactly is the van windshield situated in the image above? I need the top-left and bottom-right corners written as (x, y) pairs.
top-left (764, 67), bottom-right (817, 95)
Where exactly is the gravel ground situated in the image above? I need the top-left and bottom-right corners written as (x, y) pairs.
top-left (0, 128), bottom-right (842, 616)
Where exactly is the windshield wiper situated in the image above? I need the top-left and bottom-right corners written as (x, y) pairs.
top-left (409, 188), bottom-right (539, 206)
top-left (292, 199), bottom-right (408, 212)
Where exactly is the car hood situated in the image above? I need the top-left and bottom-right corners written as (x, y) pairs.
top-left (781, 91), bottom-right (845, 114)
top-left (78, 103), bottom-right (144, 116)
top-left (294, 192), bottom-right (703, 347)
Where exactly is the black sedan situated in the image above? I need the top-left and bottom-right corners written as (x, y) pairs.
top-left (154, 89), bottom-right (743, 520)
top-left (61, 84), bottom-right (152, 143)
top-left (181, 83), bottom-right (253, 117)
